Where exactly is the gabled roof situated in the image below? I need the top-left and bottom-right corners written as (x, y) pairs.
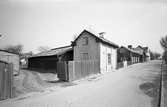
top-left (142, 47), bottom-right (148, 51)
top-left (120, 46), bottom-right (143, 55)
top-left (133, 45), bottom-right (149, 53)
top-left (136, 45), bottom-right (143, 49)
top-left (30, 45), bottom-right (72, 58)
top-left (73, 29), bottom-right (119, 48)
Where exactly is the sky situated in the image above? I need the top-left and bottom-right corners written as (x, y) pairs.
top-left (0, 0), bottom-right (167, 54)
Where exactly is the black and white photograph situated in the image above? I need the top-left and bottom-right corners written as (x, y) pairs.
top-left (0, 0), bottom-right (167, 107)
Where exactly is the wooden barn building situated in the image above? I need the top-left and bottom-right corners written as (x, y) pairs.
top-left (0, 50), bottom-right (20, 75)
top-left (28, 46), bottom-right (73, 73)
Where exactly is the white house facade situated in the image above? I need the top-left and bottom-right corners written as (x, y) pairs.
top-left (100, 43), bottom-right (117, 73)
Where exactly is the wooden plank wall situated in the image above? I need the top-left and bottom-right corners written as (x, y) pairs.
top-left (68, 60), bottom-right (100, 81)
top-left (0, 61), bottom-right (13, 101)
top-left (116, 62), bottom-right (124, 69)
top-left (57, 62), bottom-right (68, 81)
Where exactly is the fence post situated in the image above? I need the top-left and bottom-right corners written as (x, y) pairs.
top-left (10, 63), bottom-right (13, 98)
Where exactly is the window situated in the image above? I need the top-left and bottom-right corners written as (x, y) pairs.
top-left (82, 37), bottom-right (88, 45)
top-left (81, 53), bottom-right (88, 60)
top-left (108, 53), bottom-right (111, 64)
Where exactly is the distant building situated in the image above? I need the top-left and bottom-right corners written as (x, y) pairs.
top-left (0, 50), bottom-right (20, 75)
top-left (117, 46), bottom-right (143, 64)
top-left (133, 45), bottom-right (150, 62)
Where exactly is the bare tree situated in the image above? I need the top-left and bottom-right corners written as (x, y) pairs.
top-left (4, 44), bottom-right (23, 55)
top-left (37, 46), bottom-right (51, 52)
top-left (160, 36), bottom-right (167, 63)
top-left (160, 36), bottom-right (167, 50)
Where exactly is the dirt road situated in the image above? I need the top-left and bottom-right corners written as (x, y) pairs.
top-left (0, 60), bottom-right (162, 107)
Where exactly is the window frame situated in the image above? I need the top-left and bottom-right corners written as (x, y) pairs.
top-left (82, 37), bottom-right (88, 45)
top-left (81, 52), bottom-right (89, 60)
top-left (108, 53), bottom-right (111, 64)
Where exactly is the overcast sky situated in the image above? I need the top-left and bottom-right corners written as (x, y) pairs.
top-left (0, 0), bottom-right (167, 53)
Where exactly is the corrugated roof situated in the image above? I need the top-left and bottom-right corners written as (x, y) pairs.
top-left (74, 29), bottom-right (119, 48)
top-left (30, 46), bottom-right (72, 58)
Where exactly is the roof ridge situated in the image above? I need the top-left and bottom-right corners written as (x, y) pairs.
top-left (121, 46), bottom-right (142, 55)
top-left (51, 45), bottom-right (71, 50)
top-left (80, 29), bottom-right (119, 48)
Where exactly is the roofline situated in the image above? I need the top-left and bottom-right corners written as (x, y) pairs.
top-left (100, 40), bottom-right (119, 48)
top-left (120, 46), bottom-right (143, 55)
top-left (0, 49), bottom-right (19, 55)
top-left (137, 45), bottom-right (143, 49)
top-left (73, 29), bottom-right (119, 48)
top-left (29, 45), bottom-right (73, 59)
top-left (0, 60), bottom-right (8, 64)
top-left (51, 45), bottom-right (72, 50)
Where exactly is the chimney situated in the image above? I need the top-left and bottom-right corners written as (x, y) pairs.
top-left (128, 45), bottom-right (132, 49)
top-left (99, 32), bottom-right (106, 38)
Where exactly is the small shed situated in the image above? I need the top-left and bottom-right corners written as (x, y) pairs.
top-left (0, 50), bottom-right (20, 75)
top-left (28, 46), bottom-right (73, 73)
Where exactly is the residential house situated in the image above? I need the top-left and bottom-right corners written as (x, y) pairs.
top-left (117, 46), bottom-right (143, 65)
top-left (72, 29), bottom-right (119, 74)
top-left (133, 45), bottom-right (150, 62)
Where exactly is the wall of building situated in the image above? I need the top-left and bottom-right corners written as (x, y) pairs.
top-left (28, 56), bottom-right (58, 73)
top-left (73, 31), bottom-right (117, 74)
top-left (100, 43), bottom-right (117, 74)
top-left (118, 48), bottom-right (131, 61)
top-left (74, 32), bottom-right (100, 61)
top-left (145, 49), bottom-right (150, 61)
top-left (0, 51), bottom-right (20, 75)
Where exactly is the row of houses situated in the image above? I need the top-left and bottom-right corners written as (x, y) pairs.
top-left (0, 29), bottom-right (151, 101)
top-left (118, 45), bottom-right (150, 63)
top-left (0, 29), bottom-right (150, 81)
top-left (27, 29), bottom-right (150, 81)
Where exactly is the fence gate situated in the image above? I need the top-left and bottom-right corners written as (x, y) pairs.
top-left (57, 61), bottom-right (69, 81)
top-left (0, 61), bottom-right (13, 101)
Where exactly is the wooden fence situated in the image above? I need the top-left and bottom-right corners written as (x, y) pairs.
top-left (0, 61), bottom-right (13, 101)
top-left (57, 61), bottom-right (69, 81)
top-left (116, 62), bottom-right (124, 69)
top-left (57, 60), bottom-right (100, 81)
